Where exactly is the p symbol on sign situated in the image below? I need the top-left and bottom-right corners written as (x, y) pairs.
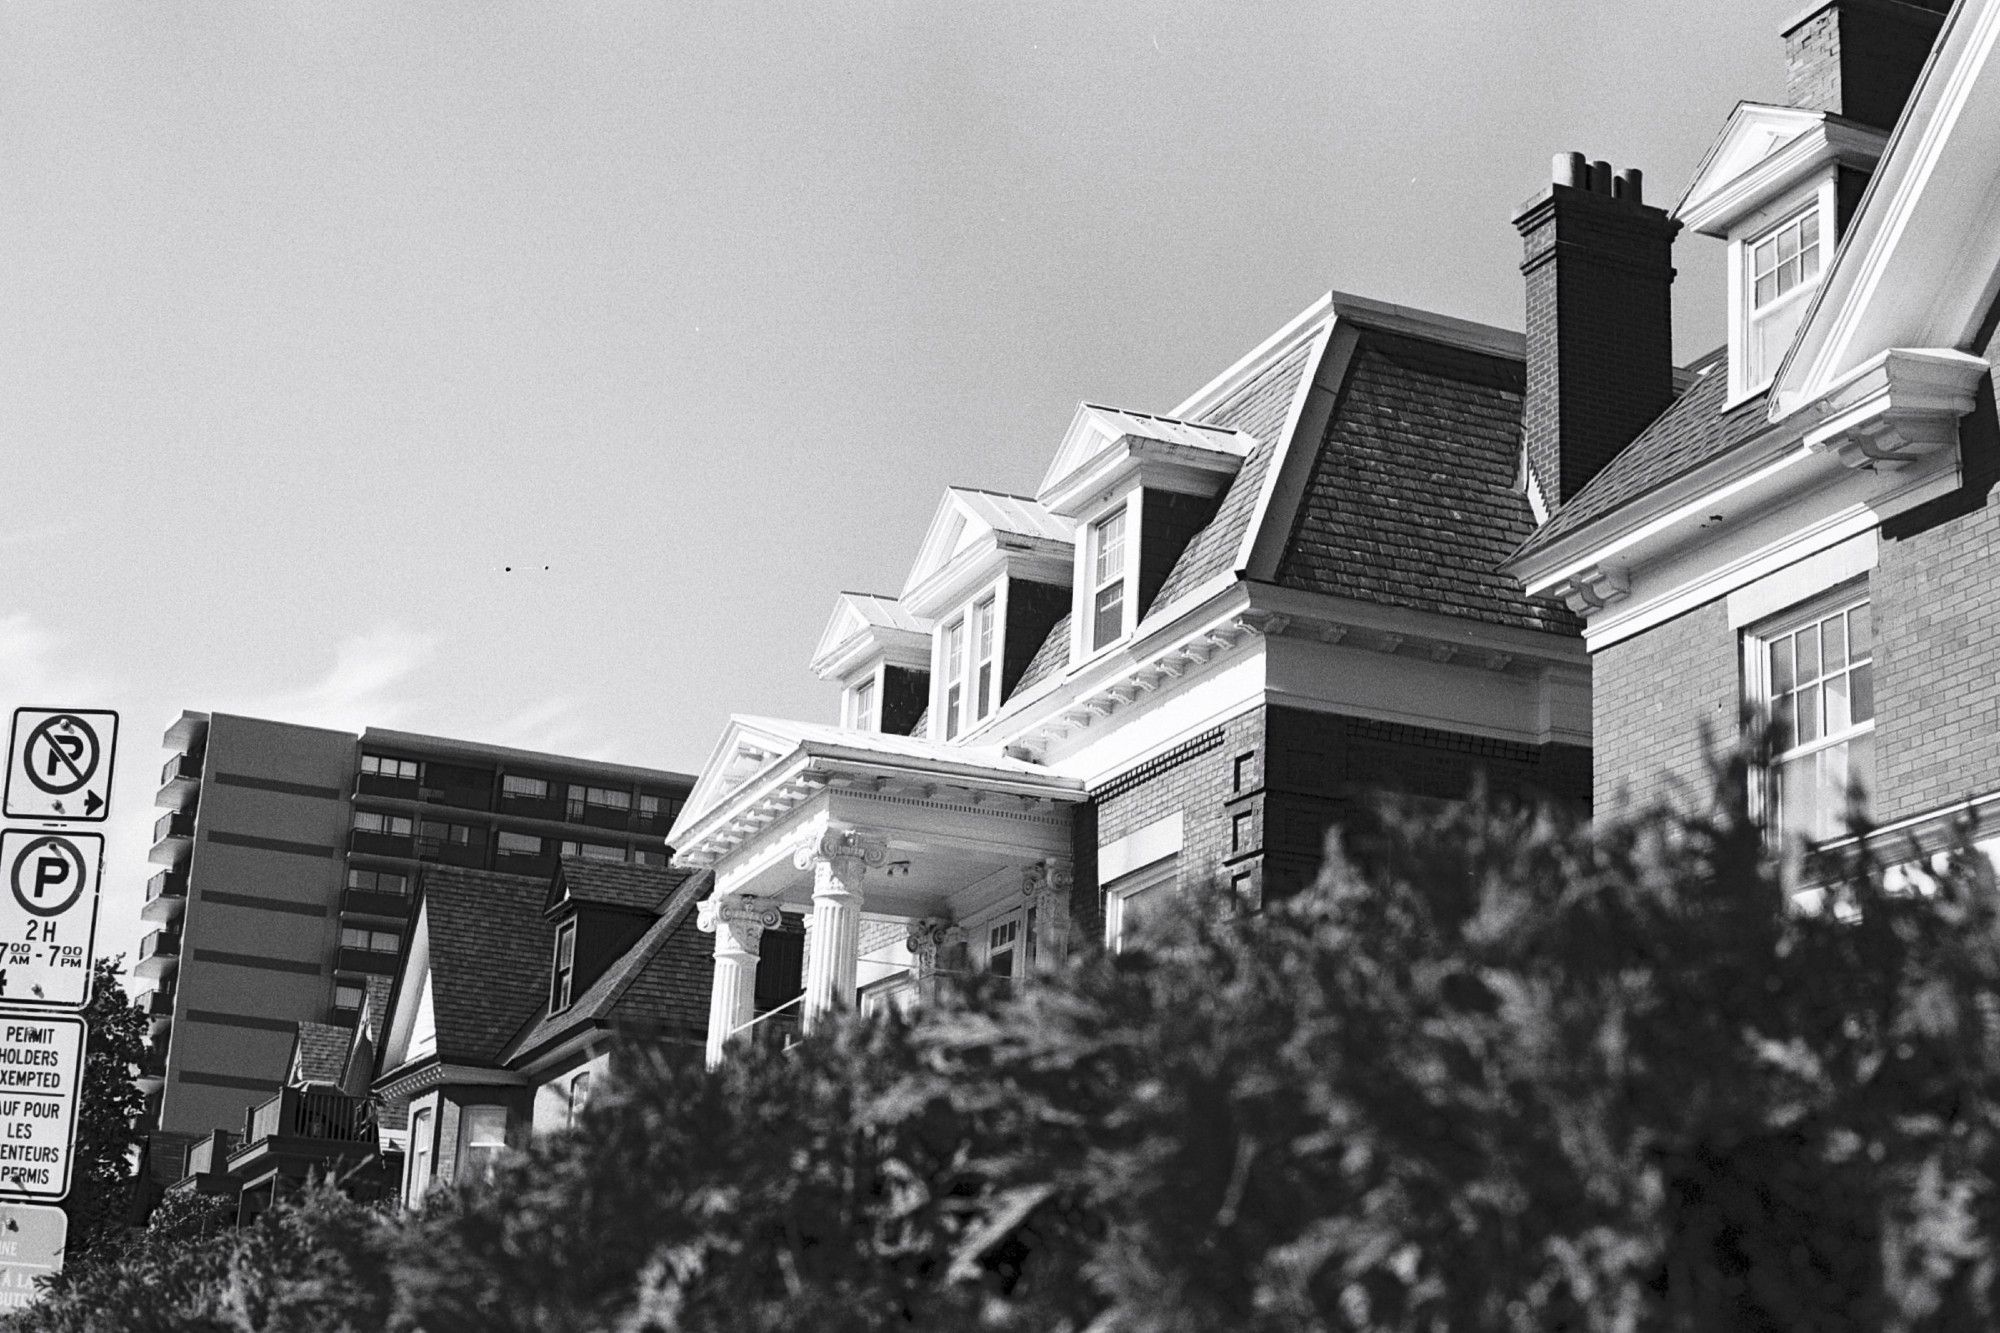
top-left (31, 855), bottom-right (71, 902)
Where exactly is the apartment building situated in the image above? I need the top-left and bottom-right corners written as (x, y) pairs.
top-left (134, 710), bottom-right (693, 1186)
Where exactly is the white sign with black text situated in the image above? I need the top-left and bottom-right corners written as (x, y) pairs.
top-left (0, 1013), bottom-right (85, 1203)
top-left (0, 831), bottom-right (100, 1010)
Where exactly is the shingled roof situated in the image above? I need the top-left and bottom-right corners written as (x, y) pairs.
top-left (502, 869), bottom-right (716, 1064)
top-left (547, 858), bottom-right (692, 915)
top-left (289, 1021), bottom-right (352, 1087)
top-left (1275, 329), bottom-right (1574, 634)
top-left (417, 865), bottom-right (558, 1066)
top-left (1512, 346), bottom-right (1772, 559)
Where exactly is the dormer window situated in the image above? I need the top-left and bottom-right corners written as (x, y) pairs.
top-left (942, 619), bottom-right (966, 740)
top-left (551, 920), bottom-right (576, 1012)
top-left (848, 674), bottom-right (877, 731)
top-left (971, 596), bottom-right (997, 723)
top-left (1089, 507), bottom-right (1128, 651)
top-left (1745, 205), bottom-right (1823, 388)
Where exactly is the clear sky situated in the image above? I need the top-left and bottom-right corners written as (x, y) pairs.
top-left (0, 2), bottom-right (1793, 968)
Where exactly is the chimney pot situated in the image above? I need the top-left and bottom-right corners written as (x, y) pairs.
top-left (1553, 151), bottom-right (1587, 188)
top-left (1613, 167), bottom-right (1644, 203)
top-left (1588, 160), bottom-right (1613, 194)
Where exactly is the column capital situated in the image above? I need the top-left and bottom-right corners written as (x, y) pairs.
top-left (793, 826), bottom-right (889, 874)
top-left (904, 918), bottom-right (965, 976)
top-left (697, 894), bottom-right (783, 952)
top-left (1022, 858), bottom-right (1074, 910)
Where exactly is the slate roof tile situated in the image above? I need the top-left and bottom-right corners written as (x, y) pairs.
top-left (1514, 346), bottom-right (1770, 558)
top-left (550, 858), bottom-right (691, 915)
top-left (291, 1021), bottom-right (351, 1087)
top-left (420, 865), bottom-right (559, 1066)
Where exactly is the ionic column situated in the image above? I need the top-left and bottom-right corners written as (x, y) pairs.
top-left (905, 918), bottom-right (965, 1003)
top-left (697, 895), bottom-right (781, 1068)
top-left (1023, 858), bottom-right (1075, 969)
top-left (794, 827), bottom-right (887, 1032)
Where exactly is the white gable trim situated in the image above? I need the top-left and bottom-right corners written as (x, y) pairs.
top-left (1236, 318), bottom-right (1348, 580)
top-left (379, 900), bottom-right (431, 1075)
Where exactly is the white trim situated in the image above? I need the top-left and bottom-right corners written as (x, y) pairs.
top-left (1097, 813), bottom-right (1184, 883)
top-left (1727, 531), bottom-right (1877, 629)
top-left (1169, 293), bottom-right (1335, 421)
top-left (1235, 319), bottom-right (1347, 580)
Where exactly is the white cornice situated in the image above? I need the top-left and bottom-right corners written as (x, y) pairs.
top-left (1677, 111), bottom-right (1887, 238)
top-left (901, 531), bottom-right (1072, 621)
top-left (1037, 405), bottom-right (1256, 519)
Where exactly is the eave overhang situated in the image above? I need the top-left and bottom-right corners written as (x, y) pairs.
top-left (900, 530), bottom-right (1074, 621)
top-left (1037, 404), bottom-right (1256, 519)
top-left (372, 1056), bottom-right (528, 1101)
top-left (809, 624), bottom-right (932, 682)
top-left (1675, 106), bottom-right (1888, 237)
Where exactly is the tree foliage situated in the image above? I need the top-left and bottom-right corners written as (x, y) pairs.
top-left (13, 757), bottom-right (2000, 1330)
top-left (61, 956), bottom-right (148, 1261)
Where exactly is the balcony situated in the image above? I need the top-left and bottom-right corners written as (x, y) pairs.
top-left (136, 1044), bottom-right (168, 1088)
top-left (156, 751), bottom-right (203, 809)
top-left (225, 1088), bottom-right (382, 1192)
top-left (339, 888), bottom-right (409, 921)
top-left (348, 829), bottom-right (415, 859)
top-left (143, 986), bottom-right (176, 1023)
top-left (414, 836), bottom-right (486, 868)
top-left (148, 810), bottom-right (196, 866)
top-left (136, 927), bottom-right (181, 979)
top-left (336, 947), bottom-right (400, 977)
top-left (142, 868), bottom-right (188, 924)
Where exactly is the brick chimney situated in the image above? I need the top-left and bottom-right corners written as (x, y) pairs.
top-left (1512, 154), bottom-right (1680, 509)
top-left (1784, 0), bottom-right (1951, 130)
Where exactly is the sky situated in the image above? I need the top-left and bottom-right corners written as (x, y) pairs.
top-left (0, 1), bottom-right (1793, 969)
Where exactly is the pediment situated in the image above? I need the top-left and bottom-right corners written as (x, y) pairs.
top-left (900, 488), bottom-right (1073, 616)
top-left (1037, 403), bottom-right (1256, 517)
top-left (669, 715), bottom-right (810, 844)
top-left (809, 593), bottom-right (932, 681)
top-left (379, 903), bottom-right (432, 1076)
top-left (1676, 103), bottom-right (1886, 236)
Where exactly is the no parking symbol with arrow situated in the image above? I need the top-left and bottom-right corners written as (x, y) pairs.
top-left (3, 710), bottom-right (117, 824)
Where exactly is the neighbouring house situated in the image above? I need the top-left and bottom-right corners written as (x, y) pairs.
top-left (1502, 0), bottom-right (2000, 878)
top-left (669, 280), bottom-right (1603, 1064)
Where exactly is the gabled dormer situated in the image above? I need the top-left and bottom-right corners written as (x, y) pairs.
top-left (900, 489), bottom-right (1074, 742)
top-left (808, 593), bottom-right (932, 736)
top-left (1036, 404), bottom-right (1256, 664)
top-left (542, 859), bottom-right (679, 1015)
top-left (1676, 103), bottom-right (1889, 405)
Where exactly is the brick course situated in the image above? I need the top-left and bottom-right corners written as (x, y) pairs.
top-left (1592, 600), bottom-right (1739, 816)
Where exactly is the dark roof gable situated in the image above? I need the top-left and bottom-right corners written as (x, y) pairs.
top-left (420, 865), bottom-right (559, 1066)
top-left (546, 858), bottom-right (691, 916)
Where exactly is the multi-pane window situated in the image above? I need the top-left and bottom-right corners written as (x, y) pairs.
top-left (560, 840), bottom-right (627, 862)
top-left (1745, 206), bottom-right (1823, 387)
top-left (408, 1108), bottom-right (434, 1204)
top-left (496, 831), bottom-right (544, 857)
top-left (1758, 596), bottom-right (1874, 844)
top-left (419, 820), bottom-right (477, 847)
top-left (986, 918), bottom-right (1019, 979)
top-left (360, 754), bottom-right (419, 781)
top-left (1106, 861), bottom-right (1177, 953)
top-left (501, 775), bottom-right (549, 800)
top-left (850, 676), bottom-right (877, 732)
top-left (567, 785), bottom-right (632, 820)
top-left (1091, 507), bottom-right (1128, 651)
top-left (551, 922), bottom-right (576, 1011)
top-left (943, 620), bottom-right (966, 741)
top-left (638, 793), bottom-right (680, 821)
top-left (341, 927), bottom-right (401, 954)
top-left (346, 869), bottom-right (408, 896)
top-left (333, 980), bottom-right (366, 1013)
top-left (461, 1106), bottom-right (508, 1184)
top-left (352, 811), bottom-right (413, 837)
top-left (972, 597), bottom-right (997, 723)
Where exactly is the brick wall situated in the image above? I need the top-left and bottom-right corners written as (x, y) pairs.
top-left (1784, 0), bottom-right (1949, 131)
top-left (1592, 600), bottom-right (1739, 815)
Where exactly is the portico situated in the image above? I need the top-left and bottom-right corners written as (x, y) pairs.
top-left (669, 718), bottom-right (1087, 1064)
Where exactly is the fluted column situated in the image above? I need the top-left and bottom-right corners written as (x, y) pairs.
top-left (905, 918), bottom-right (965, 1003)
top-left (698, 895), bottom-right (781, 1068)
top-left (1022, 858), bottom-right (1075, 969)
top-left (794, 827), bottom-right (887, 1032)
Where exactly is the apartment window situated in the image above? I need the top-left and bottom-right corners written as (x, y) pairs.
top-left (341, 927), bottom-right (401, 954)
top-left (501, 775), bottom-right (549, 801)
top-left (1752, 594), bottom-right (1874, 844)
top-left (567, 1072), bottom-right (592, 1130)
top-left (1231, 870), bottom-right (1261, 915)
top-left (333, 980), bottom-right (366, 1013)
top-left (352, 811), bottom-right (413, 837)
top-left (1090, 507), bottom-right (1128, 651)
top-left (638, 793), bottom-right (679, 821)
top-left (496, 831), bottom-right (544, 858)
top-left (551, 921), bottom-right (576, 1011)
top-left (408, 1108), bottom-right (434, 1205)
top-left (972, 596), bottom-right (997, 723)
top-left (346, 869), bottom-right (408, 896)
top-left (942, 620), bottom-right (966, 740)
top-left (1106, 860), bottom-right (1177, 953)
top-left (360, 754), bottom-right (419, 781)
top-left (461, 1106), bottom-right (508, 1185)
top-left (633, 847), bottom-right (667, 867)
top-left (849, 676), bottom-right (877, 732)
top-left (1233, 752), bottom-right (1255, 793)
top-left (560, 840), bottom-right (627, 863)
top-left (1744, 205), bottom-right (1823, 388)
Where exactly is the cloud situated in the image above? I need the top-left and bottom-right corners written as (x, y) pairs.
top-left (0, 612), bottom-right (110, 703)
top-left (477, 695), bottom-right (614, 760)
top-left (229, 624), bottom-right (440, 733)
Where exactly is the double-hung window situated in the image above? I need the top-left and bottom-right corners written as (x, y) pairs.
top-left (1753, 594), bottom-right (1874, 844)
top-left (1105, 860), bottom-right (1177, 953)
top-left (972, 596), bottom-right (997, 723)
top-left (551, 921), bottom-right (576, 1011)
top-left (408, 1108), bottom-right (434, 1204)
top-left (943, 620), bottom-right (966, 740)
top-left (1744, 206), bottom-right (1822, 388)
top-left (1090, 507), bottom-right (1128, 651)
top-left (850, 676), bottom-right (876, 732)
top-left (461, 1106), bottom-right (508, 1184)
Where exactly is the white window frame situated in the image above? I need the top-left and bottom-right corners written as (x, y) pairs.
top-left (406, 1104), bottom-right (435, 1206)
top-left (1728, 183), bottom-right (1834, 402)
top-left (1744, 585), bottom-right (1875, 846)
top-left (551, 920), bottom-right (576, 1012)
top-left (941, 618), bottom-right (966, 740)
top-left (1088, 504), bottom-right (1130, 654)
top-left (1104, 857), bottom-right (1179, 953)
top-left (847, 669), bottom-right (878, 732)
top-left (461, 1105), bottom-right (509, 1184)
top-left (971, 595), bottom-right (998, 723)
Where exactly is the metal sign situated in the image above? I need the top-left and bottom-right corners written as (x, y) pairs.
top-left (4, 710), bottom-right (118, 823)
top-left (0, 831), bottom-right (100, 1009)
top-left (0, 1202), bottom-right (66, 1309)
top-left (0, 1012), bottom-right (85, 1203)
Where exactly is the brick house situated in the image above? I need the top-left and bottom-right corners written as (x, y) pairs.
top-left (669, 289), bottom-right (1596, 1063)
top-left (1503, 0), bottom-right (1999, 870)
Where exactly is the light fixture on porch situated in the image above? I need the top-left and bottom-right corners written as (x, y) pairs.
top-left (885, 860), bottom-right (912, 878)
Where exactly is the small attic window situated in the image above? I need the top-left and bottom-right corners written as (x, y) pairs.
top-left (847, 674), bottom-right (877, 731)
top-left (551, 920), bottom-right (576, 1012)
top-left (1089, 506), bottom-right (1129, 651)
top-left (1744, 205), bottom-right (1822, 389)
